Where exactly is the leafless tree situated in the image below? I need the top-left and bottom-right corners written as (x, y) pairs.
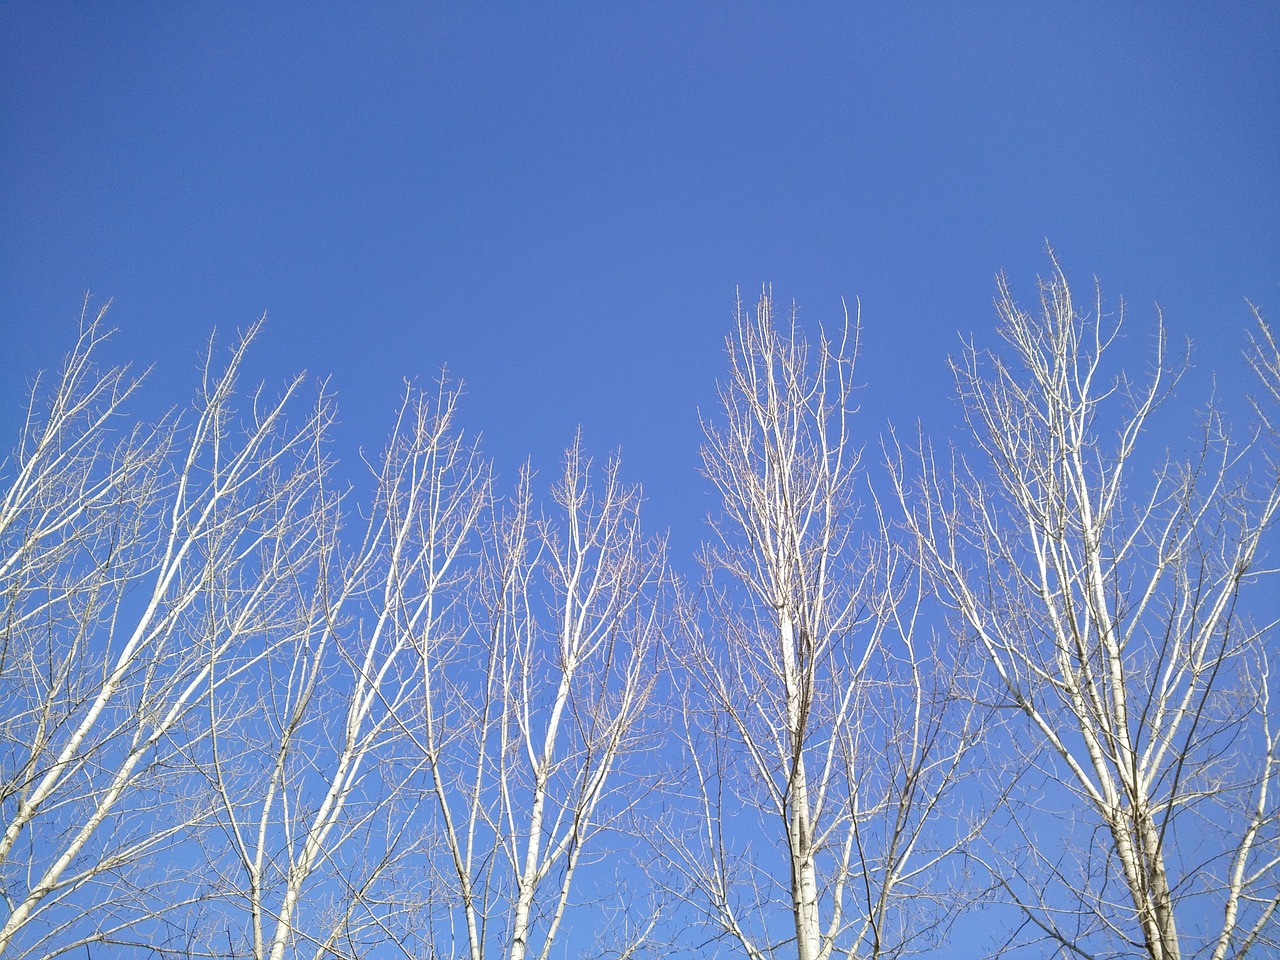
top-left (669, 290), bottom-right (977, 960)
top-left (193, 379), bottom-right (487, 960)
top-left (893, 260), bottom-right (1280, 959)
top-left (408, 436), bottom-right (667, 960)
top-left (1, 309), bottom-right (667, 960)
top-left (0, 306), bottom-right (329, 957)
top-left (1248, 305), bottom-right (1280, 439)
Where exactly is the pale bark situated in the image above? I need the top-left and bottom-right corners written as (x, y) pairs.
top-left (197, 377), bottom-right (487, 960)
top-left (0, 311), bottom-right (328, 957)
top-left (673, 289), bottom-right (976, 960)
top-left (894, 258), bottom-right (1280, 959)
top-left (413, 437), bottom-right (665, 960)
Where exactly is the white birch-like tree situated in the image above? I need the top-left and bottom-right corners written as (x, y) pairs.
top-left (670, 291), bottom-right (977, 960)
top-left (0, 308), bottom-right (329, 957)
top-left (409, 437), bottom-right (667, 960)
top-left (893, 261), bottom-right (1280, 959)
top-left (194, 379), bottom-right (487, 960)
top-left (0, 310), bottom-right (666, 960)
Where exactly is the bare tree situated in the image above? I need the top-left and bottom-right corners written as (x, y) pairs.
top-left (1248, 305), bottom-right (1280, 439)
top-left (409, 436), bottom-right (667, 960)
top-left (669, 290), bottom-right (976, 960)
top-left (0, 306), bottom-right (328, 957)
top-left (893, 260), bottom-right (1280, 959)
top-left (194, 379), bottom-right (487, 960)
top-left (1, 311), bottom-right (666, 960)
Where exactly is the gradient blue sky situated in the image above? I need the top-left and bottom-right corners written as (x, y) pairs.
top-left (3, 5), bottom-right (1280, 957)
top-left (3, 3), bottom-right (1278, 556)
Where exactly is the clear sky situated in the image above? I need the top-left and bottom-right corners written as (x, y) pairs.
top-left (2, 4), bottom-right (1279, 957)
top-left (4, 2), bottom-right (1277, 559)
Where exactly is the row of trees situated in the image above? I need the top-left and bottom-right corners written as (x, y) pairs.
top-left (1, 261), bottom-right (1277, 959)
top-left (0, 315), bottom-right (665, 960)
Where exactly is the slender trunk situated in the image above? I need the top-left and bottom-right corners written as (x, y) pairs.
top-left (508, 775), bottom-right (547, 960)
top-left (790, 757), bottom-right (822, 960)
top-left (1136, 808), bottom-right (1180, 960)
top-left (781, 613), bottom-right (821, 960)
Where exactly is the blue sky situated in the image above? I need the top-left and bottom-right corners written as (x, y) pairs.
top-left (2, 3), bottom-right (1279, 957)
top-left (4, 3), bottom-right (1277, 559)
